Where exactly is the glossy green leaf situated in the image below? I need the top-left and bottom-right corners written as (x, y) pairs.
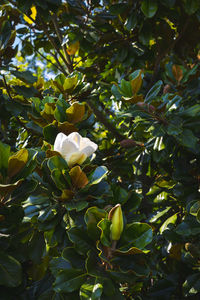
top-left (65, 201), bottom-right (88, 212)
top-left (53, 269), bottom-right (87, 293)
top-left (125, 14), bottom-right (137, 31)
top-left (119, 79), bottom-right (133, 97)
top-left (50, 257), bottom-right (71, 277)
top-left (0, 251), bottom-right (22, 287)
top-left (68, 227), bottom-right (92, 255)
top-left (0, 179), bottom-right (23, 196)
top-left (97, 218), bottom-right (112, 247)
top-left (160, 213), bottom-right (177, 233)
top-left (179, 104), bottom-right (200, 117)
top-left (48, 155), bottom-right (69, 172)
top-left (88, 166), bottom-right (108, 185)
top-left (110, 3), bottom-right (129, 15)
top-left (43, 123), bottom-right (58, 144)
top-left (0, 21), bottom-right (11, 48)
top-left (149, 207), bottom-right (171, 223)
top-left (51, 168), bottom-right (71, 190)
top-left (145, 80), bottom-right (163, 103)
top-left (141, 0), bottom-right (158, 18)
top-left (177, 129), bottom-right (198, 150)
top-left (28, 231), bottom-right (45, 264)
top-left (0, 141), bottom-right (10, 178)
top-left (62, 247), bottom-right (85, 269)
top-left (119, 222), bottom-right (153, 250)
top-left (84, 206), bottom-right (106, 240)
top-left (80, 278), bottom-right (103, 300)
top-left (190, 201), bottom-right (200, 216)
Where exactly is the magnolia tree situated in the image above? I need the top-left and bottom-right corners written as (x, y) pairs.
top-left (1, 0), bottom-right (200, 299)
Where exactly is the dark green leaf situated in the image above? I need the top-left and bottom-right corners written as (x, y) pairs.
top-left (119, 222), bottom-right (153, 250)
top-left (0, 251), bottom-right (22, 287)
top-left (145, 80), bottom-right (163, 103)
top-left (88, 166), bottom-right (108, 185)
top-left (68, 227), bottom-right (92, 255)
top-left (11, 70), bottom-right (37, 84)
top-left (53, 269), bottom-right (87, 293)
top-left (141, 0), bottom-right (158, 18)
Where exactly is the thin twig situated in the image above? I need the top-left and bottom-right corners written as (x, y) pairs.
top-left (7, 0), bottom-right (71, 74)
top-left (51, 13), bottom-right (73, 72)
top-left (36, 49), bottom-right (65, 74)
top-left (38, 15), bottom-right (71, 73)
top-left (2, 75), bottom-right (13, 100)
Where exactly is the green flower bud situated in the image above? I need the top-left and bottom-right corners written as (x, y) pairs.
top-left (108, 204), bottom-right (124, 241)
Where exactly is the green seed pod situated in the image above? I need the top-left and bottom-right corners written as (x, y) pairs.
top-left (108, 204), bottom-right (124, 241)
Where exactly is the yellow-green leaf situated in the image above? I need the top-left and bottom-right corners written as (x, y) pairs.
top-left (69, 166), bottom-right (88, 189)
top-left (63, 76), bottom-right (78, 92)
top-left (124, 94), bottom-right (144, 103)
top-left (160, 213), bottom-right (177, 234)
top-left (58, 121), bottom-right (77, 135)
top-left (67, 41), bottom-right (80, 55)
top-left (169, 243), bottom-right (183, 260)
top-left (131, 70), bottom-right (143, 94)
top-left (8, 149), bottom-right (29, 178)
top-left (172, 65), bottom-right (183, 83)
top-left (66, 102), bottom-right (85, 124)
top-left (23, 6), bottom-right (37, 24)
top-left (61, 189), bottom-right (74, 201)
top-left (41, 103), bottom-right (56, 122)
top-left (114, 247), bottom-right (145, 255)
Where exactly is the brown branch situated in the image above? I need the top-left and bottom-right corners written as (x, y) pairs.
top-left (7, 0), bottom-right (70, 74)
top-left (51, 14), bottom-right (73, 72)
top-left (38, 16), bottom-right (71, 73)
top-left (87, 98), bottom-right (125, 142)
top-left (36, 49), bottom-right (66, 74)
top-left (48, 51), bottom-right (69, 76)
top-left (2, 75), bottom-right (13, 100)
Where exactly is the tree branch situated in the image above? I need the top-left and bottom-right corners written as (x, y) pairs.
top-left (51, 14), bottom-right (73, 73)
top-left (38, 16), bottom-right (71, 73)
top-left (2, 75), bottom-right (13, 100)
top-left (87, 97), bottom-right (125, 142)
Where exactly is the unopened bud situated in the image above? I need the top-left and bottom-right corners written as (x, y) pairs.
top-left (108, 204), bottom-right (124, 241)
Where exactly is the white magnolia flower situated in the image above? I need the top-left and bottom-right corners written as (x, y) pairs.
top-left (54, 132), bottom-right (98, 167)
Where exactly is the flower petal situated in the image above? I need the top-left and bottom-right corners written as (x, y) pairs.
top-left (67, 132), bottom-right (81, 147)
top-left (81, 145), bottom-right (98, 157)
top-left (54, 132), bottom-right (67, 153)
top-left (68, 152), bottom-right (87, 167)
top-left (80, 137), bottom-right (98, 153)
top-left (62, 139), bottom-right (79, 161)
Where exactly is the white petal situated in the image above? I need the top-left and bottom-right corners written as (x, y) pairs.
top-left (54, 132), bottom-right (67, 153)
top-left (68, 152), bottom-right (87, 167)
top-left (62, 138), bottom-right (79, 161)
top-left (81, 144), bottom-right (98, 157)
top-left (80, 137), bottom-right (98, 153)
top-left (67, 132), bottom-right (81, 147)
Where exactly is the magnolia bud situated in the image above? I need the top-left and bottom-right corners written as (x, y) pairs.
top-left (108, 204), bottom-right (124, 241)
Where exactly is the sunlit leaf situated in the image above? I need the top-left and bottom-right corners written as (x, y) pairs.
top-left (23, 6), bottom-right (37, 24)
top-left (67, 41), bottom-right (80, 55)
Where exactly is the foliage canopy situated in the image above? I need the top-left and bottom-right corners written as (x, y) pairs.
top-left (1, 0), bottom-right (200, 299)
